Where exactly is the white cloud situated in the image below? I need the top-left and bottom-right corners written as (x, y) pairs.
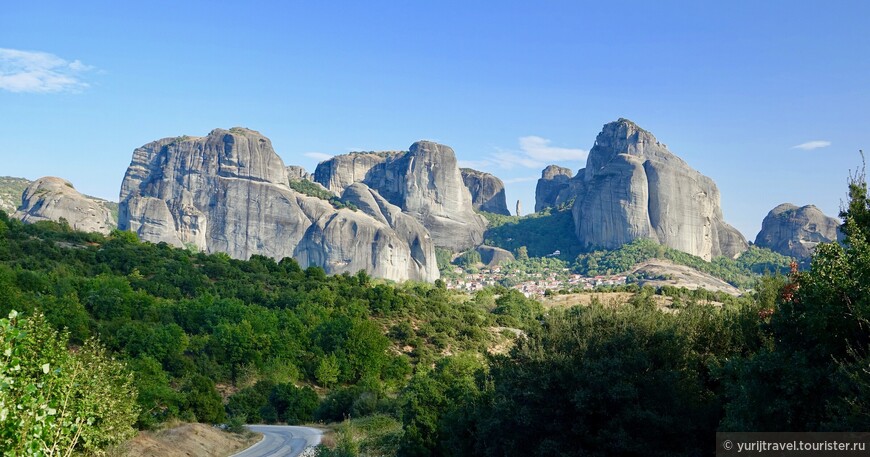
top-left (0, 48), bottom-right (94, 93)
top-left (305, 152), bottom-right (333, 162)
top-left (460, 136), bottom-right (586, 172)
top-left (503, 176), bottom-right (540, 184)
top-left (518, 136), bottom-right (588, 162)
top-left (792, 140), bottom-right (831, 151)
top-left (491, 150), bottom-right (547, 169)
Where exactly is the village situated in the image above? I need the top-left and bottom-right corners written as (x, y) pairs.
top-left (445, 265), bottom-right (628, 297)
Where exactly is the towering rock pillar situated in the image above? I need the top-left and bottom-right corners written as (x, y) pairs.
top-left (567, 119), bottom-right (748, 260)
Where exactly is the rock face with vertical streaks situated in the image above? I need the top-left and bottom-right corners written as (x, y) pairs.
top-left (118, 127), bottom-right (438, 282)
top-left (314, 141), bottom-right (487, 251)
top-left (566, 119), bottom-right (748, 260)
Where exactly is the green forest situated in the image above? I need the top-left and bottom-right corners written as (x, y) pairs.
top-left (2, 171), bottom-right (869, 456)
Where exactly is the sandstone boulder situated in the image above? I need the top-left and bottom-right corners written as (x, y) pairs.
top-left (755, 203), bottom-right (841, 258)
top-left (15, 177), bottom-right (115, 234)
top-left (476, 245), bottom-right (515, 267)
top-left (461, 168), bottom-right (510, 215)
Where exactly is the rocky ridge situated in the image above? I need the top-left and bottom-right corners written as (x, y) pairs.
top-left (118, 128), bottom-right (438, 282)
top-left (755, 203), bottom-right (841, 258)
top-left (561, 119), bottom-right (748, 261)
top-left (15, 177), bottom-right (116, 234)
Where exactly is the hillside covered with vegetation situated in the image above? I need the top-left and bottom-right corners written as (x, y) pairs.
top-left (2, 170), bottom-right (869, 455)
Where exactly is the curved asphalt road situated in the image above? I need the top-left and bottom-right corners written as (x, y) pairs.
top-left (232, 425), bottom-right (322, 457)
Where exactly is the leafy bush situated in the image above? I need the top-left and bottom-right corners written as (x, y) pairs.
top-left (574, 238), bottom-right (793, 288)
top-left (0, 310), bottom-right (138, 455)
top-left (288, 179), bottom-right (358, 211)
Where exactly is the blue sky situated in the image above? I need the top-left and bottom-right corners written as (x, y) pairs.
top-left (1, 1), bottom-right (868, 241)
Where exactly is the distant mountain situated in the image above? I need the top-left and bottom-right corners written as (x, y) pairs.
top-left (755, 203), bottom-right (841, 258)
top-left (118, 127), bottom-right (439, 282)
top-left (539, 119), bottom-right (748, 261)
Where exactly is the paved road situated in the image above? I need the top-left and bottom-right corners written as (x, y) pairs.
top-left (232, 425), bottom-right (322, 457)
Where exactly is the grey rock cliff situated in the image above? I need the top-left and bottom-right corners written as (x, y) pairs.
top-left (755, 203), bottom-right (841, 258)
top-left (460, 168), bottom-right (510, 215)
top-left (118, 128), bottom-right (438, 282)
top-left (340, 183), bottom-right (439, 281)
top-left (314, 141), bottom-right (487, 252)
top-left (534, 165), bottom-right (574, 212)
top-left (569, 119), bottom-right (748, 261)
top-left (15, 177), bottom-right (115, 234)
top-left (313, 152), bottom-right (391, 194)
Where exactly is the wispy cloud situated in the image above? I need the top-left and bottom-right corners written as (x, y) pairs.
top-left (792, 140), bottom-right (831, 151)
top-left (305, 152), bottom-right (333, 162)
top-left (461, 136), bottom-right (586, 171)
top-left (503, 176), bottom-right (540, 184)
top-left (0, 48), bottom-right (94, 93)
top-left (518, 136), bottom-right (588, 162)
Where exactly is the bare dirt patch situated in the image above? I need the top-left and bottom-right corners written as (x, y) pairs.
top-left (115, 423), bottom-right (259, 457)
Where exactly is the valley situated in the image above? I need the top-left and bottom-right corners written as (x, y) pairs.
top-left (0, 119), bottom-right (861, 457)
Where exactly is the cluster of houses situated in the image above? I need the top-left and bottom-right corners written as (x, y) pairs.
top-left (445, 266), bottom-right (628, 297)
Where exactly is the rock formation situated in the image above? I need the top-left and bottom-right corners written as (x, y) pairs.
top-left (516, 200), bottom-right (522, 217)
top-left (286, 165), bottom-right (312, 182)
top-left (313, 152), bottom-right (394, 195)
top-left (460, 168), bottom-right (510, 215)
top-left (755, 203), bottom-right (841, 258)
top-left (568, 119), bottom-right (748, 261)
top-left (15, 177), bottom-right (115, 234)
top-left (476, 245), bottom-right (515, 267)
top-left (340, 183), bottom-right (439, 280)
top-left (118, 127), bottom-right (438, 282)
top-left (534, 165), bottom-right (574, 212)
top-left (314, 142), bottom-right (487, 251)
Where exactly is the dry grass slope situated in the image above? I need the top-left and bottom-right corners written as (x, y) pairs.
top-left (115, 423), bottom-right (259, 457)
